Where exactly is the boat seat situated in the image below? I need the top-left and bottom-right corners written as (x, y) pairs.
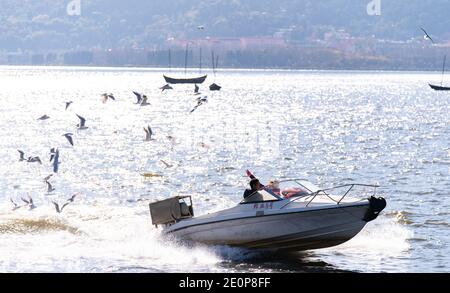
top-left (180, 202), bottom-right (191, 217)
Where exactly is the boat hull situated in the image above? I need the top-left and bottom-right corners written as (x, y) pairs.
top-left (165, 204), bottom-right (370, 251)
top-left (429, 84), bottom-right (450, 91)
top-left (164, 75), bottom-right (207, 84)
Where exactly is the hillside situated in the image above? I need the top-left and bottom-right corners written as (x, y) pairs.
top-left (1, 0), bottom-right (450, 51)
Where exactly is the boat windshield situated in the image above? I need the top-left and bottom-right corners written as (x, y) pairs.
top-left (240, 189), bottom-right (281, 204)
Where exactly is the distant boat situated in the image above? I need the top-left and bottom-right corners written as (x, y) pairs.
top-left (429, 55), bottom-right (450, 91)
top-left (429, 84), bottom-right (450, 91)
top-left (164, 75), bottom-right (207, 84)
top-left (163, 44), bottom-right (207, 85)
top-left (209, 51), bottom-right (221, 91)
top-left (209, 83), bottom-right (222, 91)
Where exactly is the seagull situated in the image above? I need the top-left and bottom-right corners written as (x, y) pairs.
top-left (190, 96), bottom-right (208, 113)
top-left (21, 195), bottom-right (36, 210)
top-left (18, 150), bottom-right (26, 161)
top-left (52, 149), bottom-right (60, 173)
top-left (140, 95), bottom-right (150, 106)
top-left (160, 160), bottom-right (173, 168)
top-left (166, 135), bottom-right (177, 145)
top-left (196, 96), bottom-right (208, 103)
top-left (52, 201), bottom-right (70, 213)
top-left (133, 91), bottom-right (143, 104)
top-left (102, 93), bottom-right (116, 103)
top-left (43, 174), bottom-right (53, 182)
top-left (46, 180), bottom-right (55, 193)
top-left (420, 27), bottom-right (435, 44)
top-left (37, 115), bottom-right (50, 120)
top-left (63, 133), bottom-right (74, 146)
top-left (198, 142), bottom-right (210, 149)
top-left (76, 114), bottom-right (88, 130)
top-left (65, 101), bottom-right (73, 110)
top-left (144, 125), bottom-right (154, 141)
top-left (10, 198), bottom-right (21, 211)
top-left (27, 156), bottom-right (42, 164)
top-left (67, 194), bottom-right (78, 203)
top-left (160, 84), bottom-right (173, 92)
top-left (49, 148), bottom-right (56, 162)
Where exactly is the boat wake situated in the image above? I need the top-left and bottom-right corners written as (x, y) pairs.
top-left (0, 217), bottom-right (83, 235)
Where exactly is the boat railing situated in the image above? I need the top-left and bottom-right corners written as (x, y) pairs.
top-left (280, 183), bottom-right (379, 209)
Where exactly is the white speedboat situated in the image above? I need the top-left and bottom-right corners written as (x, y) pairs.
top-left (149, 179), bottom-right (386, 251)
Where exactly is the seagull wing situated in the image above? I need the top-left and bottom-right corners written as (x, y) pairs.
top-left (61, 202), bottom-right (71, 212)
top-left (46, 181), bottom-right (53, 191)
top-left (421, 27), bottom-right (435, 43)
top-left (18, 150), bottom-right (25, 160)
top-left (52, 153), bottom-right (59, 173)
top-left (65, 134), bottom-right (74, 146)
top-left (133, 91), bottom-right (142, 103)
top-left (52, 201), bottom-right (61, 213)
top-left (76, 115), bottom-right (86, 127)
top-left (10, 198), bottom-right (18, 207)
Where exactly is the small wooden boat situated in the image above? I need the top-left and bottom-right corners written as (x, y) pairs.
top-left (163, 75), bottom-right (207, 84)
top-left (429, 84), bottom-right (450, 91)
top-left (209, 51), bottom-right (221, 91)
top-left (430, 55), bottom-right (450, 91)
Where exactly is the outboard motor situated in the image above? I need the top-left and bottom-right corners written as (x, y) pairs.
top-left (363, 196), bottom-right (387, 222)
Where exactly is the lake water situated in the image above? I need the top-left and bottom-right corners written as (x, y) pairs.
top-left (0, 66), bottom-right (448, 272)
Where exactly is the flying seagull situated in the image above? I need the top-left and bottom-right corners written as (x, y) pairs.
top-left (52, 201), bottom-right (70, 213)
top-left (46, 180), bottom-right (55, 193)
top-left (27, 156), bottom-right (42, 164)
top-left (65, 101), bottom-right (73, 110)
top-left (21, 195), bottom-right (36, 210)
top-left (420, 27), bottom-right (435, 44)
top-left (10, 198), bottom-right (21, 211)
top-left (52, 149), bottom-right (60, 173)
top-left (18, 150), bottom-right (26, 161)
top-left (190, 96), bottom-right (208, 113)
top-left (133, 91), bottom-right (143, 104)
top-left (63, 133), bottom-right (74, 146)
top-left (67, 194), bottom-right (78, 203)
top-left (160, 84), bottom-right (173, 92)
top-left (43, 174), bottom-right (53, 182)
top-left (160, 160), bottom-right (173, 168)
top-left (50, 148), bottom-right (57, 162)
top-left (76, 114), bottom-right (88, 130)
top-left (140, 95), bottom-right (150, 106)
top-left (102, 93), bottom-right (116, 103)
top-left (144, 125), bottom-right (154, 141)
top-left (37, 115), bottom-right (50, 120)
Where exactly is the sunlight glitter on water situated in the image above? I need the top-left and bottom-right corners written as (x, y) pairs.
top-left (0, 67), bottom-right (448, 272)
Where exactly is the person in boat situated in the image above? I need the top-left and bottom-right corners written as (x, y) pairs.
top-left (243, 170), bottom-right (265, 198)
top-left (243, 178), bottom-right (264, 199)
top-left (266, 180), bottom-right (281, 196)
top-left (281, 187), bottom-right (309, 198)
